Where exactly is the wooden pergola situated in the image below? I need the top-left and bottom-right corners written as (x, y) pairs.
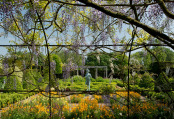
top-left (77, 66), bottom-right (108, 79)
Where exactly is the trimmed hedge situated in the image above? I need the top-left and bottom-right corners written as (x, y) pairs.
top-left (4, 76), bottom-right (23, 90)
top-left (71, 75), bottom-right (85, 83)
top-left (23, 69), bottom-right (36, 90)
top-left (0, 92), bottom-right (35, 109)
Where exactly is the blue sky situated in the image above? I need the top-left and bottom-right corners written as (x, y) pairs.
top-left (0, 22), bottom-right (130, 56)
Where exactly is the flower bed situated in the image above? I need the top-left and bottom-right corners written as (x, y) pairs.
top-left (1, 92), bottom-right (171, 119)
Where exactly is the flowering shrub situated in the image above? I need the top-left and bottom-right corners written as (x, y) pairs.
top-left (1, 93), bottom-right (66, 119)
top-left (111, 101), bottom-right (170, 118)
top-left (100, 84), bottom-right (116, 94)
top-left (70, 94), bottom-right (84, 103)
top-left (93, 95), bottom-right (103, 103)
top-left (115, 91), bottom-right (141, 101)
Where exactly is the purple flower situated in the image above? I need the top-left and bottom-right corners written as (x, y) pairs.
top-left (113, 35), bottom-right (119, 50)
top-left (50, 61), bottom-right (56, 71)
top-left (0, 0), bottom-right (24, 34)
top-left (80, 24), bottom-right (85, 33)
top-left (148, 4), bottom-right (163, 19)
top-left (102, 95), bottom-right (110, 104)
top-left (132, 0), bottom-right (140, 4)
top-left (81, 69), bottom-right (84, 77)
top-left (2, 59), bottom-right (9, 75)
top-left (73, 19), bottom-right (78, 28)
top-left (97, 31), bottom-right (108, 45)
top-left (38, 78), bottom-right (43, 83)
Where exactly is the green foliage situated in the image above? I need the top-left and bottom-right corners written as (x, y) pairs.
top-left (0, 92), bottom-right (35, 109)
top-left (4, 76), bottom-right (23, 90)
top-left (154, 73), bottom-right (171, 92)
top-left (131, 50), bottom-right (151, 69)
top-left (22, 69), bottom-right (36, 90)
top-left (100, 84), bottom-right (116, 94)
top-left (86, 52), bottom-right (128, 78)
top-left (132, 47), bottom-right (174, 71)
top-left (70, 84), bottom-right (86, 91)
top-left (42, 66), bottom-right (49, 82)
top-left (90, 77), bottom-right (96, 82)
top-left (113, 54), bottom-right (128, 77)
top-left (42, 54), bottom-right (62, 88)
top-left (56, 50), bottom-right (82, 66)
top-left (55, 78), bottom-right (117, 91)
top-left (139, 72), bottom-right (154, 88)
top-left (117, 82), bottom-right (124, 87)
top-left (52, 54), bottom-right (62, 74)
top-left (151, 46), bottom-right (167, 62)
top-left (71, 75), bottom-right (85, 83)
top-left (169, 77), bottom-right (174, 90)
top-left (131, 73), bottom-right (141, 85)
top-left (86, 52), bottom-right (111, 77)
top-left (30, 69), bottom-right (43, 87)
top-left (4, 66), bottom-right (23, 90)
top-left (14, 66), bottom-right (23, 82)
top-left (0, 76), bottom-right (5, 89)
top-left (95, 76), bottom-right (104, 82)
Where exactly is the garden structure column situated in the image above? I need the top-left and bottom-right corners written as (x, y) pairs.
top-left (95, 68), bottom-right (98, 79)
top-left (106, 67), bottom-right (108, 78)
top-left (77, 69), bottom-right (79, 75)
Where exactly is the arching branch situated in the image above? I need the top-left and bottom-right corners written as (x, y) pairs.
top-left (77, 0), bottom-right (174, 49)
top-left (156, 0), bottom-right (174, 19)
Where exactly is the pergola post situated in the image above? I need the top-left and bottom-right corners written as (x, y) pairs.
top-left (106, 67), bottom-right (108, 78)
top-left (95, 68), bottom-right (98, 79)
top-left (77, 69), bottom-right (79, 75)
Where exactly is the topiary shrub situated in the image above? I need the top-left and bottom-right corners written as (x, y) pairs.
top-left (117, 81), bottom-right (124, 87)
top-left (4, 76), bottom-right (23, 90)
top-left (139, 72), bottom-right (154, 89)
top-left (71, 75), bottom-right (85, 83)
top-left (90, 77), bottom-right (96, 82)
top-left (0, 76), bottom-right (5, 89)
top-left (100, 84), bottom-right (116, 94)
top-left (95, 77), bottom-right (104, 82)
top-left (52, 54), bottom-right (62, 74)
top-left (22, 69), bottom-right (36, 90)
top-left (4, 66), bottom-right (23, 90)
top-left (31, 69), bottom-right (43, 87)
